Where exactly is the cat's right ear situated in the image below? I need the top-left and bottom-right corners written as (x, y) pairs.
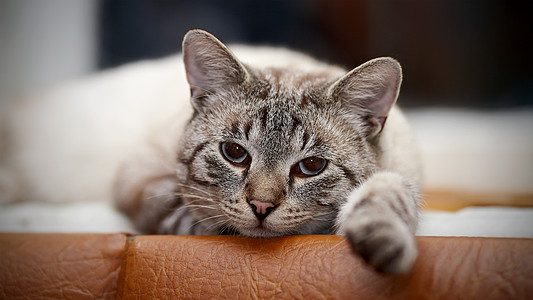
top-left (182, 29), bottom-right (250, 112)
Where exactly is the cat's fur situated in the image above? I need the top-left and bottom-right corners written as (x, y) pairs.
top-left (0, 29), bottom-right (421, 274)
top-left (115, 30), bottom-right (422, 273)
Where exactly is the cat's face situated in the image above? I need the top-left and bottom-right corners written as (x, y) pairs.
top-left (177, 75), bottom-right (376, 237)
top-left (174, 30), bottom-right (401, 237)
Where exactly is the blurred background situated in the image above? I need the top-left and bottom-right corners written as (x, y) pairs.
top-left (1, 0), bottom-right (531, 108)
top-left (0, 0), bottom-right (532, 234)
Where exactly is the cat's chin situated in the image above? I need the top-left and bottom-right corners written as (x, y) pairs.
top-left (237, 226), bottom-right (287, 238)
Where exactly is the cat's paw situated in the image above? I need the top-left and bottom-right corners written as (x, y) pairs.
top-left (336, 172), bottom-right (419, 273)
top-left (344, 213), bottom-right (417, 274)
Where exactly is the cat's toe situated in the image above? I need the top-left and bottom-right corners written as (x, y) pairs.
top-left (345, 217), bottom-right (417, 274)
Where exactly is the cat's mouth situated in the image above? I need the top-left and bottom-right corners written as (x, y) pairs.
top-left (219, 205), bottom-right (292, 237)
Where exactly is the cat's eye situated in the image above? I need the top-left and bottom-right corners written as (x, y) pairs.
top-left (220, 142), bottom-right (250, 165)
top-left (292, 157), bottom-right (327, 177)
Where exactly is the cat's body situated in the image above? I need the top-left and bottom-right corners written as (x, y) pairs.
top-left (116, 31), bottom-right (421, 273)
top-left (1, 30), bottom-right (421, 274)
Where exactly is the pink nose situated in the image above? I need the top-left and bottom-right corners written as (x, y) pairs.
top-left (249, 200), bottom-right (276, 220)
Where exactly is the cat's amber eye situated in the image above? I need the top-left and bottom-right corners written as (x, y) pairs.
top-left (220, 142), bottom-right (250, 165)
top-left (292, 157), bottom-right (327, 177)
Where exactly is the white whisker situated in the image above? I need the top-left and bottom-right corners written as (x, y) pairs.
top-left (185, 204), bottom-right (219, 210)
top-left (175, 182), bottom-right (215, 197)
top-left (178, 193), bottom-right (217, 202)
top-left (169, 202), bottom-right (219, 216)
top-left (206, 219), bottom-right (229, 232)
top-left (144, 192), bottom-right (174, 201)
top-left (329, 238), bottom-right (348, 252)
top-left (188, 214), bottom-right (226, 231)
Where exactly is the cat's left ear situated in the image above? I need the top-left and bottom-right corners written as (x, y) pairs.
top-left (182, 29), bottom-right (250, 112)
top-left (327, 57), bottom-right (402, 139)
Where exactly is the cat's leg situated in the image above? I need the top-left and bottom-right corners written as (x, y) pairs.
top-left (114, 160), bottom-right (177, 234)
top-left (113, 113), bottom-right (201, 234)
top-left (114, 169), bottom-right (218, 235)
top-left (113, 145), bottom-right (213, 235)
top-left (336, 171), bottom-right (419, 274)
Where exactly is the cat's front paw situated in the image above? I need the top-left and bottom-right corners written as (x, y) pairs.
top-left (344, 213), bottom-right (417, 274)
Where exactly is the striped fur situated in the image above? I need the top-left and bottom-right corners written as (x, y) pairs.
top-left (115, 30), bottom-right (422, 274)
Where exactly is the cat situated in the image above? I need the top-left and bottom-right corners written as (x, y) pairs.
top-left (114, 29), bottom-right (422, 274)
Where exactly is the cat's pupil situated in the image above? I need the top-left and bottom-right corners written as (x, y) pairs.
top-left (296, 157), bottom-right (327, 176)
top-left (220, 142), bottom-right (249, 165)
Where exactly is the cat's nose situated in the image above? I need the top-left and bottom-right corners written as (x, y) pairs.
top-left (248, 199), bottom-right (276, 220)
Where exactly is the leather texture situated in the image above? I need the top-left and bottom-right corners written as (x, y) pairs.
top-left (1, 234), bottom-right (532, 299)
top-left (0, 233), bottom-right (128, 299)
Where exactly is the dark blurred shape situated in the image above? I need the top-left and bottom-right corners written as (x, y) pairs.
top-left (98, 0), bottom-right (532, 108)
top-left (98, 0), bottom-right (325, 67)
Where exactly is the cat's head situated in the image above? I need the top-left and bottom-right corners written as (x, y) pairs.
top-left (175, 29), bottom-right (402, 237)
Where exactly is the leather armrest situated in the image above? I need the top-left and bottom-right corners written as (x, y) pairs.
top-left (1, 234), bottom-right (532, 299)
top-left (117, 235), bottom-right (533, 299)
top-left (0, 233), bottom-right (128, 299)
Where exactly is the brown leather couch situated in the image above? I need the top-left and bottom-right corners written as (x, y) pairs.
top-left (1, 233), bottom-right (531, 299)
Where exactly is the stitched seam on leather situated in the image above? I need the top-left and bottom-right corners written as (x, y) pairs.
top-left (115, 233), bottom-right (135, 300)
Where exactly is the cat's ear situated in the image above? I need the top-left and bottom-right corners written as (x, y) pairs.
top-left (182, 29), bottom-right (250, 112)
top-left (327, 57), bottom-right (402, 139)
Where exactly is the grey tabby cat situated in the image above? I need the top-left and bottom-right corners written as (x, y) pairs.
top-left (115, 29), bottom-right (422, 274)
